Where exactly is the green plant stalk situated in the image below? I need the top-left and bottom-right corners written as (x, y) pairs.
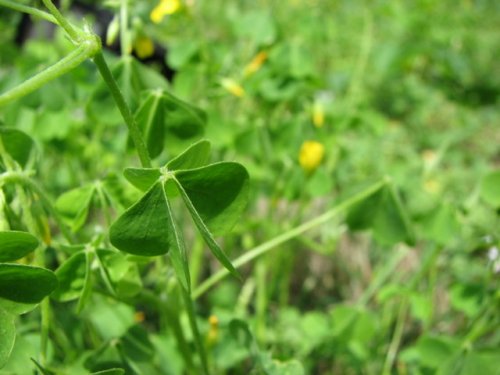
top-left (180, 287), bottom-right (210, 375)
top-left (92, 52), bottom-right (152, 168)
top-left (382, 299), bottom-right (409, 375)
top-left (0, 42), bottom-right (93, 107)
top-left (42, 0), bottom-right (80, 41)
top-left (0, 0), bottom-right (57, 24)
top-left (357, 245), bottom-right (410, 306)
top-left (120, 0), bottom-right (131, 56)
top-left (193, 178), bottom-right (387, 299)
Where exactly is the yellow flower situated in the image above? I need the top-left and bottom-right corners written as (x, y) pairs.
top-left (133, 36), bottom-right (155, 59)
top-left (299, 141), bottom-right (325, 173)
top-left (312, 101), bottom-right (324, 128)
top-left (207, 315), bottom-right (219, 346)
top-left (150, 0), bottom-right (181, 24)
top-left (221, 78), bottom-right (245, 97)
top-left (243, 51), bottom-right (268, 77)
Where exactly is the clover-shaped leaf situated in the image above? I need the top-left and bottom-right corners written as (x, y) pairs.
top-left (109, 140), bottom-right (248, 290)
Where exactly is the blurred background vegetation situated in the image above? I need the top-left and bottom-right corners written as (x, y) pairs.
top-left (0, 0), bottom-right (499, 374)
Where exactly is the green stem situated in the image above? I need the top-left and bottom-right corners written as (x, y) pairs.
top-left (180, 287), bottom-right (210, 375)
top-left (193, 178), bottom-right (387, 299)
top-left (0, 42), bottom-right (94, 107)
top-left (41, 0), bottom-right (80, 41)
top-left (120, 0), bottom-right (131, 56)
top-left (382, 299), bottom-right (409, 375)
top-left (0, 0), bottom-right (57, 24)
top-left (92, 52), bottom-right (152, 168)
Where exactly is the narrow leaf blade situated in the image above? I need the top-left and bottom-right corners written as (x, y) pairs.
top-left (174, 179), bottom-right (241, 280)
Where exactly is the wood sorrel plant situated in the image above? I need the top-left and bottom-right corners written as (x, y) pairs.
top-left (0, 1), bottom-right (416, 374)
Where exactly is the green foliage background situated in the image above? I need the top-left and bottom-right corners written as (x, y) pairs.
top-left (0, 0), bottom-right (499, 374)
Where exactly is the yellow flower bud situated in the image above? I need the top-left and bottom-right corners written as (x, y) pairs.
top-left (299, 141), bottom-right (325, 173)
top-left (312, 102), bottom-right (324, 128)
top-left (134, 36), bottom-right (155, 59)
top-left (150, 0), bottom-right (181, 24)
top-left (221, 78), bottom-right (245, 98)
top-left (243, 51), bottom-right (268, 77)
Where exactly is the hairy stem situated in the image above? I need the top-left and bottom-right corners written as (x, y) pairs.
top-left (0, 42), bottom-right (94, 107)
top-left (0, 0), bottom-right (57, 24)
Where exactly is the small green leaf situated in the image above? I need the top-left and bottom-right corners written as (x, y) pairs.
top-left (110, 182), bottom-right (170, 256)
top-left (0, 264), bottom-right (58, 304)
top-left (135, 91), bottom-right (165, 158)
top-left (52, 251), bottom-right (86, 302)
top-left (123, 167), bottom-right (161, 192)
top-left (167, 139), bottom-right (211, 170)
top-left (135, 89), bottom-right (206, 158)
top-left (55, 185), bottom-right (95, 231)
top-left (162, 90), bottom-right (206, 139)
top-left (175, 178), bottom-right (241, 280)
top-left (0, 231), bottom-right (39, 262)
top-left (480, 170), bottom-right (500, 207)
top-left (174, 162), bottom-right (250, 235)
top-left (0, 306), bottom-right (15, 369)
top-left (0, 127), bottom-right (34, 168)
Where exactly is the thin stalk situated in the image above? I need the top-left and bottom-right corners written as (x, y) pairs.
top-left (0, 43), bottom-right (92, 107)
top-left (180, 287), bottom-right (210, 375)
top-left (92, 52), bottom-right (152, 168)
top-left (193, 178), bottom-right (387, 299)
top-left (40, 299), bottom-right (51, 365)
top-left (41, 0), bottom-right (80, 41)
top-left (357, 246), bottom-right (410, 306)
top-left (0, 0), bottom-right (57, 24)
top-left (382, 299), bottom-right (409, 375)
top-left (119, 0), bottom-right (131, 56)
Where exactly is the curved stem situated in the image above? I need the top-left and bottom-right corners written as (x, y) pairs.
top-left (92, 52), bottom-right (152, 168)
top-left (0, 43), bottom-right (91, 107)
top-left (0, 0), bottom-right (57, 24)
top-left (193, 179), bottom-right (387, 299)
